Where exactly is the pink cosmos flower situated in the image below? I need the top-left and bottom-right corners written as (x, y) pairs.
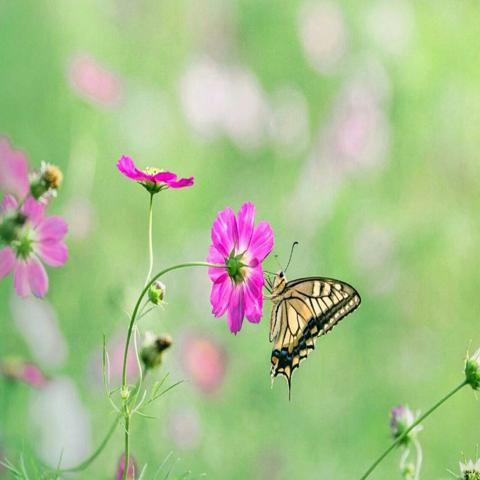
top-left (68, 54), bottom-right (122, 107)
top-left (207, 202), bottom-right (274, 334)
top-left (181, 333), bottom-right (227, 394)
top-left (0, 137), bottom-right (30, 200)
top-left (117, 156), bottom-right (194, 193)
top-left (0, 195), bottom-right (68, 298)
top-left (116, 453), bottom-right (136, 480)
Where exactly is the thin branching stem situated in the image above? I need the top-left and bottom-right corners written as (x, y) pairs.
top-left (359, 380), bottom-right (467, 480)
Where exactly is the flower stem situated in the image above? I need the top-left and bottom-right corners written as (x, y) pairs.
top-left (58, 414), bottom-right (121, 473)
top-left (359, 380), bottom-right (467, 480)
top-left (123, 414), bottom-right (130, 480)
top-left (144, 193), bottom-right (154, 287)
top-left (120, 261), bottom-right (225, 478)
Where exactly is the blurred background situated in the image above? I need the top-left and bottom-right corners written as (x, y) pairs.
top-left (1, 0), bottom-right (480, 478)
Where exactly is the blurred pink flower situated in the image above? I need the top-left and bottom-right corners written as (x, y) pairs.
top-left (0, 195), bottom-right (68, 298)
top-left (117, 156), bottom-right (194, 193)
top-left (0, 357), bottom-right (48, 388)
top-left (68, 54), bottom-right (122, 107)
top-left (116, 453), bottom-right (136, 480)
top-left (181, 333), bottom-right (227, 394)
top-left (207, 202), bottom-right (273, 334)
top-left (0, 137), bottom-right (30, 200)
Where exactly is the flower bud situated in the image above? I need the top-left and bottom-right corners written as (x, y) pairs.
top-left (459, 459), bottom-right (480, 480)
top-left (390, 405), bottom-right (419, 445)
top-left (116, 453), bottom-right (136, 480)
top-left (140, 331), bottom-right (172, 370)
top-left (148, 280), bottom-right (166, 305)
top-left (465, 349), bottom-right (480, 390)
top-left (30, 162), bottom-right (63, 201)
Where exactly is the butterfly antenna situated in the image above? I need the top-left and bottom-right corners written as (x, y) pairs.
top-left (273, 254), bottom-right (284, 272)
top-left (284, 241), bottom-right (299, 274)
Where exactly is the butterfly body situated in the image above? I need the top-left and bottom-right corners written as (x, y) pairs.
top-left (268, 272), bottom-right (361, 398)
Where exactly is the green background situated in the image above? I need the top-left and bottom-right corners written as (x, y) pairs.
top-left (1, 0), bottom-right (480, 478)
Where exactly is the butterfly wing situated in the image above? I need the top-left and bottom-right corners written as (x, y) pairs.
top-left (270, 277), bottom-right (361, 397)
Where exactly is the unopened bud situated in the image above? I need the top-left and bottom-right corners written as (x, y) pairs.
top-left (140, 331), bottom-right (172, 370)
top-left (30, 162), bottom-right (63, 200)
top-left (465, 348), bottom-right (480, 390)
top-left (148, 280), bottom-right (166, 305)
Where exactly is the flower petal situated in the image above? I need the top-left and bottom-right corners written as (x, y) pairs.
top-left (13, 260), bottom-right (30, 297)
top-left (36, 241), bottom-right (68, 267)
top-left (116, 156), bottom-right (154, 182)
top-left (27, 257), bottom-right (49, 298)
top-left (21, 196), bottom-right (45, 226)
top-left (0, 194), bottom-right (18, 214)
top-left (210, 275), bottom-right (234, 317)
top-left (0, 247), bottom-right (15, 279)
top-left (36, 216), bottom-right (68, 242)
top-left (211, 207), bottom-right (238, 258)
top-left (248, 220), bottom-right (274, 262)
top-left (236, 202), bottom-right (255, 252)
top-left (0, 138), bottom-right (30, 199)
top-left (152, 171), bottom-right (177, 182)
top-left (227, 287), bottom-right (245, 334)
top-left (207, 245), bottom-right (226, 282)
top-left (244, 280), bottom-right (263, 323)
top-left (164, 176), bottom-right (195, 189)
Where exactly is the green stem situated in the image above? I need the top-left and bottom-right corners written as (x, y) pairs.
top-left (123, 414), bottom-right (130, 480)
top-left (144, 193), bottom-right (154, 287)
top-left (120, 261), bottom-right (225, 391)
top-left (359, 380), bottom-right (467, 480)
top-left (120, 261), bottom-right (226, 478)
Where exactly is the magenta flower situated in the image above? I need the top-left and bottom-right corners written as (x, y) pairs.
top-left (117, 156), bottom-right (194, 194)
top-left (207, 202), bottom-right (274, 334)
top-left (0, 195), bottom-right (68, 298)
top-left (0, 137), bottom-right (30, 200)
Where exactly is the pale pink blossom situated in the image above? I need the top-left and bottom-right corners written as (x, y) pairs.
top-left (181, 333), bottom-right (227, 393)
top-left (0, 195), bottom-right (68, 298)
top-left (0, 137), bottom-right (29, 199)
top-left (68, 54), bottom-right (122, 107)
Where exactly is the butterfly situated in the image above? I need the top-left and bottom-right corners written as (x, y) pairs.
top-left (265, 266), bottom-right (361, 399)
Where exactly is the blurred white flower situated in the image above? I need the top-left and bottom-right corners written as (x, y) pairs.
top-left (29, 377), bottom-right (92, 468)
top-left (353, 223), bottom-right (399, 294)
top-left (288, 59), bottom-right (391, 235)
top-left (10, 295), bottom-right (68, 369)
top-left (326, 72), bottom-right (390, 173)
top-left (365, 0), bottom-right (415, 57)
top-left (268, 86), bottom-right (310, 156)
top-left (116, 85), bottom-right (174, 154)
top-left (298, 0), bottom-right (348, 75)
top-left (166, 407), bottom-right (202, 451)
top-left (63, 197), bottom-right (96, 241)
top-left (180, 57), bottom-right (231, 139)
top-left (180, 58), bottom-right (269, 149)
